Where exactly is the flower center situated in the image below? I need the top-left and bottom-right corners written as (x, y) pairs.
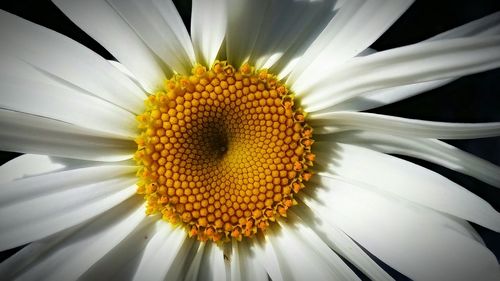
top-left (135, 61), bottom-right (314, 242)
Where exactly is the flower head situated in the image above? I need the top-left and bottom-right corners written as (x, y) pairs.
top-left (0, 1), bottom-right (499, 281)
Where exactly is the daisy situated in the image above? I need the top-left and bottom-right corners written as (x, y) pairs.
top-left (0, 0), bottom-right (499, 280)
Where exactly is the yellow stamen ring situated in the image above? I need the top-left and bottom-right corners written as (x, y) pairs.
top-left (135, 61), bottom-right (314, 242)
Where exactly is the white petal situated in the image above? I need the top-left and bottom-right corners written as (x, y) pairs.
top-left (247, 0), bottom-right (337, 71)
top-left (253, 235), bottom-right (285, 281)
top-left (328, 11), bottom-right (500, 112)
top-left (0, 166), bottom-right (137, 250)
top-left (325, 78), bottom-right (454, 112)
top-left (288, 0), bottom-right (413, 85)
top-left (184, 243), bottom-right (206, 281)
top-left (197, 242), bottom-right (226, 281)
top-left (0, 154), bottom-right (66, 184)
top-left (3, 198), bottom-right (146, 281)
top-left (303, 177), bottom-right (500, 281)
top-left (108, 60), bottom-right (146, 89)
top-left (298, 36), bottom-right (500, 112)
top-left (191, 0), bottom-right (227, 67)
top-left (0, 226), bottom-right (78, 281)
top-left (0, 10), bottom-right (146, 115)
top-left (431, 11), bottom-right (500, 40)
top-left (0, 53), bottom-right (137, 138)
top-left (292, 204), bottom-right (395, 281)
top-left (230, 240), bottom-right (267, 281)
top-left (329, 130), bottom-right (500, 187)
top-left (164, 236), bottom-right (198, 281)
top-left (265, 219), bottom-right (360, 281)
top-left (225, 0), bottom-right (270, 67)
top-left (132, 224), bottom-right (191, 281)
top-left (52, 0), bottom-right (167, 92)
top-left (310, 111), bottom-right (500, 139)
top-left (314, 142), bottom-right (500, 231)
top-left (0, 154), bottom-right (135, 183)
top-left (79, 218), bottom-right (157, 281)
top-left (0, 110), bottom-right (135, 161)
top-left (0, 164), bottom-right (135, 204)
top-left (107, 0), bottom-right (196, 74)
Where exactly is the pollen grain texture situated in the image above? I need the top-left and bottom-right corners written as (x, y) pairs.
top-left (135, 61), bottom-right (314, 242)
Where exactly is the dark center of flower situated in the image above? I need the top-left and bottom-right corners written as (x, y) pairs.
top-left (135, 61), bottom-right (314, 242)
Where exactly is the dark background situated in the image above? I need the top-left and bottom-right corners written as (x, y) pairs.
top-left (0, 0), bottom-right (499, 280)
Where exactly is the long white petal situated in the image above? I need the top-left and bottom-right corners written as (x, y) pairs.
top-left (0, 225), bottom-right (78, 281)
top-left (248, 0), bottom-right (337, 72)
top-left (225, 0), bottom-right (270, 67)
top-left (303, 177), bottom-right (500, 281)
top-left (265, 219), bottom-right (360, 281)
top-left (79, 218), bottom-right (157, 281)
top-left (0, 52), bottom-right (137, 138)
top-left (0, 154), bottom-right (66, 184)
top-left (254, 234), bottom-right (285, 281)
top-left (132, 224), bottom-right (192, 281)
top-left (197, 242), bottom-right (226, 281)
top-left (298, 36), bottom-right (500, 112)
top-left (107, 0), bottom-right (196, 74)
top-left (0, 110), bottom-right (135, 161)
top-left (287, 0), bottom-right (413, 84)
top-left (52, 0), bottom-right (168, 92)
top-left (184, 243), bottom-right (206, 281)
top-left (0, 166), bottom-right (137, 251)
top-left (327, 11), bottom-right (500, 111)
top-left (3, 198), bottom-right (145, 281)
top-left (0, 165), bottom-right (135, 204)
top-left (0, 154), bottom-right (135, 184)
top-left (191, 0), bottom-right (226, 67)
top-left (230, 240), bottom-right (267, 281)
top-left (0, 10), bottom-right (146, 115)
top-left (310, 111), bottom-right (500, 139)
top-left (314, 142), bottom-right (500, 231)
top-left (292, 204), bottom-right (396, 281)
top-left (328, 130), bottom-right (500, 187)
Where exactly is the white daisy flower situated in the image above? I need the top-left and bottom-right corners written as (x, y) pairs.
top-left (0, 0), bottom-right (499, 280)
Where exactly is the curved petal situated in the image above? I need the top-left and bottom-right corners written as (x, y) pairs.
top-left (264, 218), bottom-right (360, 281)
top-left (0, 164), bottom-right (136, 205)
top-left (107, 0), bottom-right (196, 74)
top-left (327, 130), bottom-right (500, 187)
top-left (0, 110), bottom-right (135, 161)
top-left (191, 0), bottom-right (227, 67)
top-left (287, 0), bottom-right (413, 84)
top-left (253, 234), bottom-right (285, 281)
top-left (326, 11), bottom-right (500, 112)
top-left (184, 243), bottom-right (206, 281)
top-left (298, 36), bottom-right (500, 112)
top-left (0, 198), bottom-right (146, 281)
top-left (0, 154), bottom-right (66, 184)
top-left (132, 223), bottom-right (192, 281)
top-left (197, 242), bottom-right (226, 281)
top-left (0, 154), bottom-right (135, 184)
top-left (52, 0), bottom-right (168, 92)
top-left (230, 240), bottom-right (267, 281)
top-left (225, 0), bottom-right (270, 67)
top-left (0, 52), bottom-right (137, 139)
top-left (78, 218), bottom-right (157, 281)
top-left (0, 166), bottom-right (137, 251)
top-left (314, 142), bottom-right (500, 232)
top-left (0, 10), bottom-right (146, 115)
top-left (304, 177), bottom-right (500, 281)
top-left (310, 111), bottom-right (500, 139)
top-left (248, 0), bottom-right (337, 72)
top-left (292, 205), bottom-right (396, 280)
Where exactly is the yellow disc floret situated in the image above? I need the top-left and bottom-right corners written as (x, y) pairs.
top-left (135, 61), bottom-right (314, 242)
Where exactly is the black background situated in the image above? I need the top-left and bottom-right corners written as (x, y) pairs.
top-left (0, 0), bottom-right (499, 279)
